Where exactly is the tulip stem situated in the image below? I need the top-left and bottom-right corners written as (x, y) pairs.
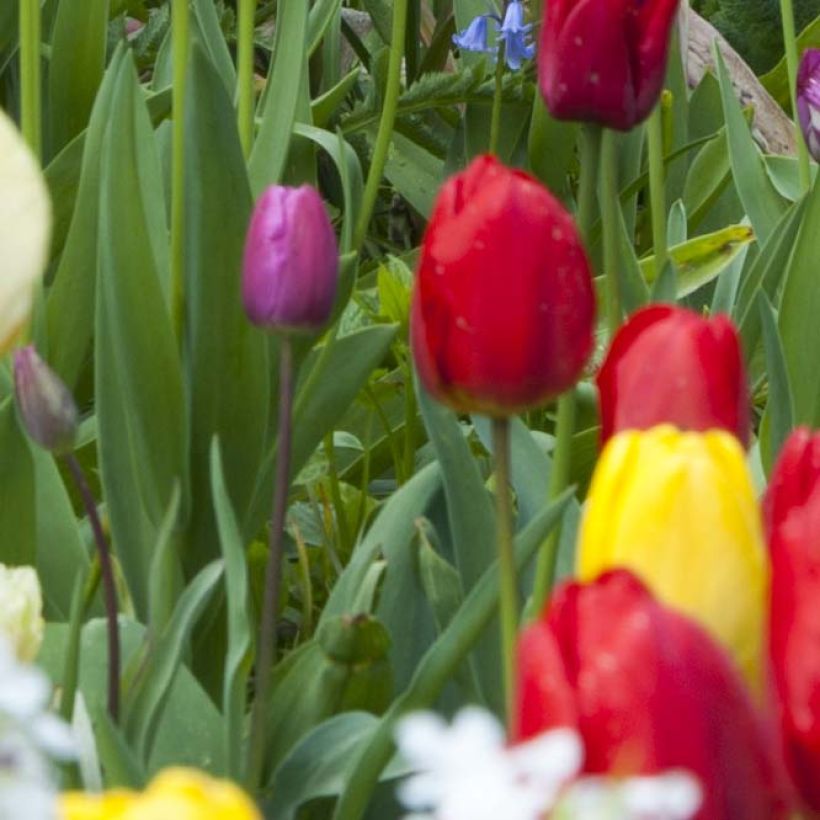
top-left (65, 454), bottom-right (120, 723)
top-left (600, 128), bottom-right (622, 338)
top-left (170, 0), bottom-right (190, 340)
top-left (647, 105), bottom-right (668, 276)
top-left (19, 0), bottom-right (41, 159)
top-left (237, 0), bottom-right (256, 159)
top-left (489, 42), bottom-right (507, 156)
top-left (247, 335), bottom-right (294, 790)
top-left (780, 0), bottom-right (812, 192)
top-left (491, 416), bottom-right (517, 728)
top-left (353, 0), bottom-right (408, 252)
top-left (576, 124), bottom-right (602, 244)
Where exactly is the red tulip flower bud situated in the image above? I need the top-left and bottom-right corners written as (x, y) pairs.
top-left (763, 427), bottom-right (820, 538)
top-left (514, 570), bottom-right (789, 820)
top-left (597, 305), bottom-right (749, 446)
top-left (410, 155), bottom-right (595, 416)
top-left (538, 0), bottom-right (680, 131)
top-left (13, 345), bottom-right (78, 455)
top-left (242, 185), bottom-right (339, 334)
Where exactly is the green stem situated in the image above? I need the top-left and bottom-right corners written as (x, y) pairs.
top-left (170, 0), bottom-right (190, 340)
top-left (488, 43), bottom-right (506, 156)
top-left (353, 0), bottom-right (409, 252)
top-left (780, 0), bottom-right (812, 191)
top-left (647, 105), bottom-right (668, 275)
top-left (491, 417), bottom-right (517, 728)
top-left (576, 124), bottom-right (601, 243)
top-left (237, 0), bottom-right (256, 159)
top-left (600, 128), bottom-right (622, 338)
top-left (246, 336), bottom-right (294, 789)
top-left (19, 0), bottom-right (41, 158)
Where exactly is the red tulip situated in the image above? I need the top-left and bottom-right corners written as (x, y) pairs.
top-left (768, 433), bottom-right (820, 814)
top-left (410, 155), bottom-right (595, 416)
top-left (515, 570), bottom-right (789, 820)
top-left (597, 305), bottom-right (749, 446)
top-left (763, 427), bottom-right (820, 538)
top-left (538, 0), bottom-right (680, 130)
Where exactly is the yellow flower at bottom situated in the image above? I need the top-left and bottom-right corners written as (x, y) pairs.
top-left (60, 769), bottom-right (260, 820)
top-left (576, 425), bottom-right (767, 690)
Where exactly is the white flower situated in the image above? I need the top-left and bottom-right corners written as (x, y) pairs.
top-left (0, 108), bottom-right (51, 355)
top-left (395, 707), bottom-right (583, 820)
top-left (551, 772), bottom-right (702, 820)
top-left (0, 565), bottom-right (44, 663)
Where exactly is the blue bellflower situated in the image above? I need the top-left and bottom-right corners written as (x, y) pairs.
top-left (451, 2), bottom-right (534, 70)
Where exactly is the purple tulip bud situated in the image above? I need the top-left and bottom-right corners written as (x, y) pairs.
top-left (242, 185), bottom-right (339, 334)
top-left (798, 48), bottom-right (820, 162)
top-left (13, 345), bottom-right (78, 454)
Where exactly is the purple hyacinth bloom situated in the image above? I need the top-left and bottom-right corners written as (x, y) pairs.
top-left (452, 14), bottom-right (494, 54)
top-left (499, 1), bottom-right (534, 70)
top-left (13, 345), bottom-right (78, 454)
top-left (798, 48), bottom-right (820, 162)
top-left (242, 185), bottom-right (339, 334)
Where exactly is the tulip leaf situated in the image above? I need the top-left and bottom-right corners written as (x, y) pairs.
top-left (639, 225), bottom-right (755, 299)
top-left (0, 398), bottom-right (36, 568)
top-left (682, 127), bottom-right (734, 232)
top-left (760, 12), bottom-right (820, 109)
top-left (308, 0), bottom-right (344, 55)
top-left (714, 46), bottom-right (789, 243)
top-left (758, 293), bottom-right (795, 471)
top-left (527, 95), bottom-right (579, 204)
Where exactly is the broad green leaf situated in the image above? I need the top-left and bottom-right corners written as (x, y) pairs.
top-left (94, 709), bottom-right (146, 788)
top-left (715, 47), bottom-right (788, 243)
top-left (192, 0), bottom-right (236, 96)
top-left (183, 42), bottom-right (270, 566)
top-left (527, 95), bottom-right (578, 203)
top-left (761, 13), bottom-right (820, 108)
top-left (308, 0), bottom-right (344, 55)
top-left (48, 0), bottom-right (108, 155)
top-left (765, 155), bottom-right (819, 202)
top-left (682, 127), bottom-right (732, 232)
top-left (639, 225), bottom-right (755, 298)
top-left (380, 130), bottom-right (444, 219)
top-left (95, 55), bottom-right (186, 616)
top-left (0, 399), bottom-right (35, 567)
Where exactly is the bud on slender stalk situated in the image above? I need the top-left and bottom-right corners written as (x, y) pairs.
top-left (242, 185), bottom-right (339, 334)
top-left (13, 345), bottom-right (78, 455)
top-left (797, 48), bottom-right (820, 162)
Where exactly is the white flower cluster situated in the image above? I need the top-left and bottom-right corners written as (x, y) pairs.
top-left (0, 638), bottom-right (74, 820)
top-left (395, 708), bottom-right (701, 820)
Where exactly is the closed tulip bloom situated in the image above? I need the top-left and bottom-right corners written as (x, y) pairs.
top-left (763, 426), bottom-right (820, 538)
top-left (797, 48), bottom-right (820, 162)
top-left (242, 185), bottom-right (339, 333)
top-left (0, 564), bottom-right (44, 663)
top-left (577, 425), bottom-right (767, 687)
top-left (597, 305), bottom-right (749, 447)
top-left (410, 154), bottom-right (595, 416)
top-left (538, 0), bottom-right (680, 130)
top-left (515, 570), bottom-right (789, 820)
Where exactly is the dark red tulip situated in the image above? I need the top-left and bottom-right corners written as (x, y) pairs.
top-left (515, 570), bottom-right (789, 820)
top-left (410, 154), bottom-right (595, 416)
top-left (538, 0), bottom-right (680, 130)
top-left (597, 305), bottom-right (749, 446)
top-left (763, 427), bottom-right (820, 538)
top-left (768, 439), bottom-right (820, 815)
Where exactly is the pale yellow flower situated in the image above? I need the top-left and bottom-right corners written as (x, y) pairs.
top-left (0, 564), bottom-right (44, 662)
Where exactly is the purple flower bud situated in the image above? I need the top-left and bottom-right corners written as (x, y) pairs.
top-left (797, 48), bottom-right (820, 162)
top-left (13, 345), bottom-right (78, 454)
top-left (242, 185), bottom-right (339, 334)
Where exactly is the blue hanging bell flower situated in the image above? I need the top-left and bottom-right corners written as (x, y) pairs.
top-left (498, 1), bottom-right (535, 70)
top-left (452, 14), bottom-right (495, 54)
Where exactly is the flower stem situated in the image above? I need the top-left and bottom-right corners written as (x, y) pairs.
top-left (170, 0), bottom-right (190, 339)
top-left (488, 42), bottom-right (506, 156)
top-left (65, 454), bottom-right (120, 722)
top-left (529, 124), bottom-right (600, 617)
top-left (647, 104), bottom-right (668, 275)
top-left (237, 0), bottom-right (256, 159)
top-left (19, 0), bottom-right (41, 158)
top-left (353, 0), bottom-right (409, 252)
top-left (780, 0), bottom-right (812, 192)
top-left (246, 335), bottom-right (294, 789)
top-left (600, 128), bottom-right (622, 338)
top-left (491, 416), bottom-right (517, 728)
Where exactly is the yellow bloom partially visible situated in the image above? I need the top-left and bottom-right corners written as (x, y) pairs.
top-left (0, 108), bottom-right (51, 355)
top-left (577, 425), bottom-right (768, 690)
top-left (0, 563), bottom-right (44, 662)
top-left (60, 768), bottom-right (261, 820)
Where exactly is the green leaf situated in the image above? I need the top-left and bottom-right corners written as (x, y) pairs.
top-left (183, 42), bottom-right (270, 566)
top-left (210, 440), bottom-right (253, 782)
top-left (93, 709), bottom-right (146, 788)
top-left (380, 129), bottom-right (445, 218)
top-left (0, 399), bottom-right (35, 567)
top-left (192, 0), bottom-right (236, 96)
top-left (714, 46), bottom-right (788, 242)
top-left (761, 13), bottom-right (820, 108)
top-left (527, 95), bottom-right (578, 202)
top-left (48, 0), bottom-right (108, 155)
top-left (95, 54), bottom-right (186, 616)
top-left (308, 0), bottom-right (344, 55)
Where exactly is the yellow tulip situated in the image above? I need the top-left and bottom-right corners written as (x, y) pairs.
top-left (60, 768), bottom-right (260, 820)
top-left (577, 425), bottom-right (767, 689)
